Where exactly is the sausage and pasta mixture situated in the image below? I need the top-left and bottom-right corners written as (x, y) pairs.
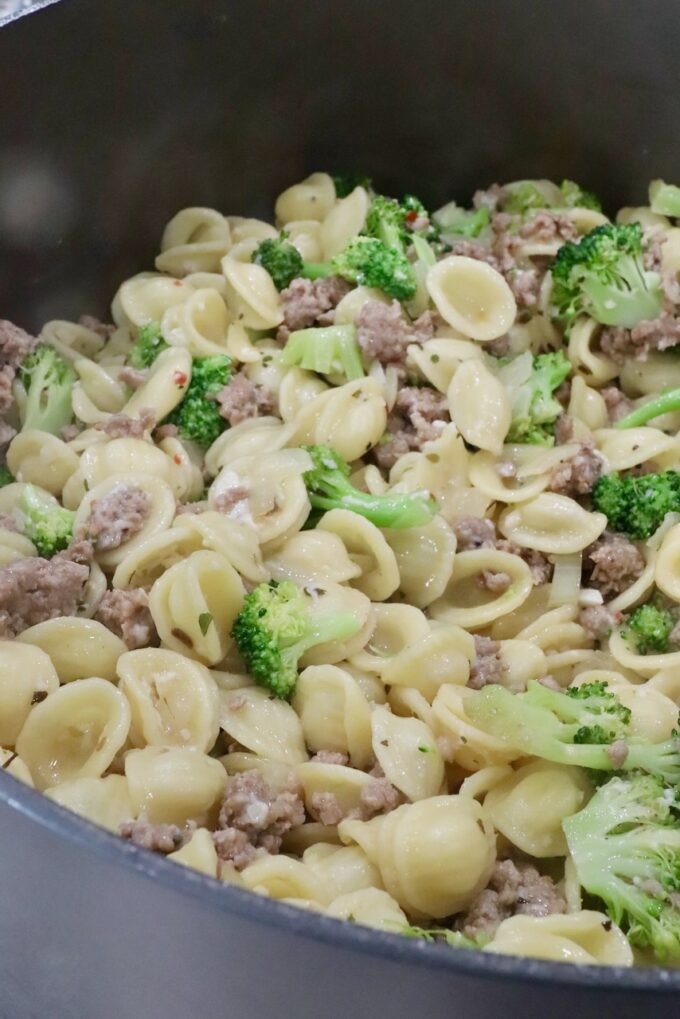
top-left (4, 173), bottom-right (680, 968)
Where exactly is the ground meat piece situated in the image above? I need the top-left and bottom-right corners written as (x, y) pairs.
top-left (458, 859), bottom-right (566, 940)
top-left (537, 674), bottom-right (562, 691)
top-left (478, 570), bottom-right (511, 594)
top-left (0, 553), bottom-right (89, 638)
top-left (485, 334), bottom-right (511, 358)
top-left (507, 267), bottom-right (543, 308)
top-left (0, 364), bottom-right (15, 415)
top-left (601, 314), bottom-right (680, 362)
top-left (449, 239), bottom-right (498, 267)
top-left (372, 426), bottom-right (415, 472)
top-left (118, 365), bottom-right (148, 390)
top-left (519, 211), bottom-right (578, 245)
top-left (496, 539), bottom-right (553, 585)
top-left (473, 184), bottom-right (503, 212)
top-left (216, 372), bottom-right (277, 427)
top-left (356, 300), bottom-right (434, 365)
top-left (94, 588), bottom-right (158, 650)
top-left (548, 440), bottom-right (603, 496)
top-left (0, 513), bottom-right (16, 532)
top-left (606, 739), bottom-right (629, 769)
top-left (602, 386), bottom-right (633, 424)
top-left (0, 320), bottom-right (38, 369)
top-left (153, 423), bottom-right (179, 441)
top-left (0, 421), bottom-right (15, 449)
top-left (309, 791), bottom-right (345, 826)
top-left (213, 484), bottom-right (251, 517)
top-left (468, 634), bottom-right (506, 689)
top-left (79, 314), bottom-right (116, 339)
top-left (395, 386), bottom-right (449, 432)
top-left (358, 778), bottom-right (402, 820)
top-left (60, 423), bottom-right (82, 442)
top-left (497, 460), bottom-right (517, 479)
top-left (643, 229), bottom-right (666, 273)
top-left (95, 408), bottom-right (155, 439)
top-left (586, 531), bottom-right (645, 599)
top-left (578, 604), bottom-right (623, 640)
top-left (554, 414), bottom-right (574, 445)
top-left (279, 276), bottom-right (351, 333)
top-left (309, 750), bottom-right (349, 766)
top-left (59, 539), bottom-right (95, 566)
top-left (454, 516), bottom-right (497, 551)
top-left (82, 484), bottom-right (150, 551)
top-left (119, 818), bottom-right (185, 853)
top-left (212, 771), bottom-right (305, 871)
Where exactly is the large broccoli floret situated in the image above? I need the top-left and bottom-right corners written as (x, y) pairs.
top-left (591, 471), bottom-right (680, 539)
top-left (280, 325), bottom-right (365, 382)
top-left (649, 179), bottom-right (680, 218)
top-left (625, 601), bottom-right (677, 655)
top-left (563, 773), bottom-right (680, 962)
top-left (551, 223), bottom-right (663, 329)
top-left (128, 321), bottom-right (169, 369)
top-left (17, 344), bottom-right (75, 436)
top-left (164, 355), bottom-right (231, 447)
top-left (231, 580), bottom-right (361, 699)
top-left (505, 351), bottom-right (572, 445)
top-left (466, 680), bottom-right (680, 784)
top-left (332, 173), bottom-right (373, 198)
top-left (0, 465), bottom-right (13, 487)
top-left (303, 444), bottom-right (437, 528)
top-left (18, 484), bottom-right (74, 557)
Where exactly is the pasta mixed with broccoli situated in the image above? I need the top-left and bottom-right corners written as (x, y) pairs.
top-left (5, 171), bottom-right (680, 968)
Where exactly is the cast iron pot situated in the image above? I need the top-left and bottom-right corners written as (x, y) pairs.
top-left (1, 2), bottom-right (679, 1016)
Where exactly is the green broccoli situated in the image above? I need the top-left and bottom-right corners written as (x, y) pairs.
top-left (0, 465), bottom-right (13, 487)
top-left (649, 179), bottom-right (680, 218)
top-left (591, 471), bottom-right (680, 539)
top-left (164, 355), bottom-right (231, 447)
top-left (504, 351), bottom-right (572, 445)
top-left (18, 484), bottom-right (74, 557)
top-left (502, 179), bottom-right (601, 215)
top-left (433, 202), bottom-right (490, 239)
top-left (400, 194), bottom-right (442, 245)
top-left (613, 387), bottom-right (680, 430)
top-left (558, 179), bottom-right (603, 212)
top-left (251, 233), bottom-right (310, 290)
top-left (17, 344), bottom-right (75, 436)
top-left (397, 925), bottom-right (489, 949)
top-left (128, 321), bottom-right (169, 369)
top-left (563, 773), bottom-right (680, 962)
top-left (465, 680), bottom-right (680, 784)
top-left (303, 444), bottom-right (437, 528)
top-left (231, 580), bottom-right (361, 698)
top-left (625, 601), bottom-right (677, 655)
top-left (280, 325), bottom-right (365, 382)
top-left (332, 173), bottom-right (373, 199)
top-left (551, 222), bottom-right (663, 329)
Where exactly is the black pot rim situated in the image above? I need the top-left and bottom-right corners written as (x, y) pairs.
top-left (3, 770), bottom-right (679, 993)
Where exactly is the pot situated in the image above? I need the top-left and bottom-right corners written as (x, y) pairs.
top-left (0, 2), bottom-right (679, 1016)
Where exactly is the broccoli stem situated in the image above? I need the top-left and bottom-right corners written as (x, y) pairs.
top-left (309, 489), bottom-right (435, 529)
top-left (614, 387), bottom-right (680, 429)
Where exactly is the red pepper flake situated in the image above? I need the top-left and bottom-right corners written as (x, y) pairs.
top-left (173, 280), bottom-right (183, 287)
top-left (173, 454), bottom-right (182, 465)
top-left (405, 210), bottom-right (418, 222)
top-left (173, 371), bottom-right (188, 387)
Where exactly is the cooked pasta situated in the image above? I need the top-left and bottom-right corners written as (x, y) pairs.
top-left (8, 170), bottom-right (680, 969)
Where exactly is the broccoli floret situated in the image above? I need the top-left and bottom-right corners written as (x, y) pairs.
top-left (128, 321), bottom-right (169, 369)
top-left (398, 925), bottom-right (489, 949)
top-left (17, 344), bottom-right (75, 436)
top-left (303, 444), bottom-right (437, 528)
top-left (613, 386), bottom-right (680, 430)
top-left (626, 602), bottom-right (677, 655)
top-left (164, 355), bottom-right (231, 447)
top-left (501, 179), bottom-right (602, 215)
top-left (251, 233), bottom-right (307, 290)
top-left (559, 179), bottom-right (603, 212)
top-left (649, 179), bottom-right (680, 218)
top-left (433, 202), bottom-right (490, 239)
top-left (18, 484), bottom-right (74, 557)
top-left (505, 351), bottom-right (572, 445)
top-left (591, 471), bottom-right (680, 539)
top-left (551, 222), bottom-right (663, 330)
top-left (280, 325), bottom-right (365, 382)
top-left (332, 173), bottom-right (373, 198)
top-left (563, 773), bottom-right (680, 962)
top-left (466, 680), bottom-right (680, 783)
top-left (231, 580), bottom-right (361, 698)
top-left (400, 194), bottom-right (442, 244)
top-left (0, 465), bottom-right (13, 487)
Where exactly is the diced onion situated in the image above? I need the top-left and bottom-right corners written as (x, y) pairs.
top-left (549, 552), bottom-right (583, 607)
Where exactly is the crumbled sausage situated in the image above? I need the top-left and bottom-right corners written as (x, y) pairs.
top-left (94, 588), bottom-right (158, 650)
top-left (468, 635), bottom-right (506, 689)
top-left (0, 364), bottom-right (15, 415)
top-left (0, 513), bottom-right (17, 532)
top-left (358, 777), bottom-right (402, 819)
top-left (454, 516), bottom-right (497, 551)
top-left (60, 423), bottom-right (82, 443)
top-left (212, 771), bottom-right (305, 871)
top-left (578, 604), bottom-right (623, 640)
top-left (216, 371), bottom-right (277, 427)
top-left (60, 539), bottom-right (95, 566)
top-left (472, 184), bottom-right (503, 212)
top-left (356, 300), bottom-right (434, 365)
top-left (518, 211), bottom-right (578, 245)
top-left (606, 739), bottom-right (629, 769)
top-left (309, 791), bottom-right (345, 826)
top-left (213, 484), bottom-right (251, 515)
top-left (496, 539), bottom-right (553, 586)
top-left (119, 818), bottom-right (187, 853)
top-left (82, 484), bottom-right (150, 551)
top-left (78, 314), bottom-right (116, 339)
top-left (478, 570), bottom-right (511, 594)
top-left (309, 750), bottom-right (349, 766)
top-left (118, 365), bottom-right (148, 390)
top-left (0, 319), bottom-right (38, 369)
top-left (94, 408), bottom-right (156, 439)
top-left (372, 385), bottom-right (449, 471)
top-left (602, 386), bottom-right (633, 424)
top-left (458, 859), bottom-right (566, 940)
top-left (0, 552), bottom-right (90, 638)
top-left (153, 423), bottom-right (179, 442)
top-left (278, 276), bottom-right (352, 334)
top-left (600, 314), bottom-right (680, 362)
top-left (586, 531), bottom-right (645, 599)
top-left (548, 440), bottom-right (603, 496)
top-left (553, 414), bottom-right (574, 445)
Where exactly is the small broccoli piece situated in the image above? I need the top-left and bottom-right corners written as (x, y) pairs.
top-left (613, 386), bottom-right (680, 429)
top-left (591, 471), bottom-right (680, 539)
top-left (332, 236), bottom-right (416, 301)
top-left (231, 580), bottom-right (360, 698)
top-left (502, 181), bottom-right (555, 215)
top-left (251, 233), bottom-right (306, 290)
top-left (17, 344), bottom-right (75, 436)
top-left (559, 180), bottom-right (603, 212)
top-left (0, 465), bottom-right (13, 487)
top-left (505, 350), bottom-right (572, 445)
top-left (303, 444), bottom-right (437, 528)
top-left (649, 180), bottom-right (680, 218)
top-left (280, 325), bottom-right (365, 382)
top-left (128, 321), bottom-right (169, 369)
top-left (164, 355), bottom-right (231, 447)
top-left (551, 222), bottom-right (663, 330)
top-left (563, 773), bottom-right (680, 961)
top-left (332, 173), bottom-right (373, 198)
top-left (433, 202), bottom-right (490, 239)
top-left (398, 925), bottom-right (488, 949)
top-left (18, 484), bottom-right (74, 557)
top-left (400, 194), bottom-right (442, 244)
top-left (625, 602), bottom-right (677, 655)
top-left (466, 680), bottom-right (680, 783)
